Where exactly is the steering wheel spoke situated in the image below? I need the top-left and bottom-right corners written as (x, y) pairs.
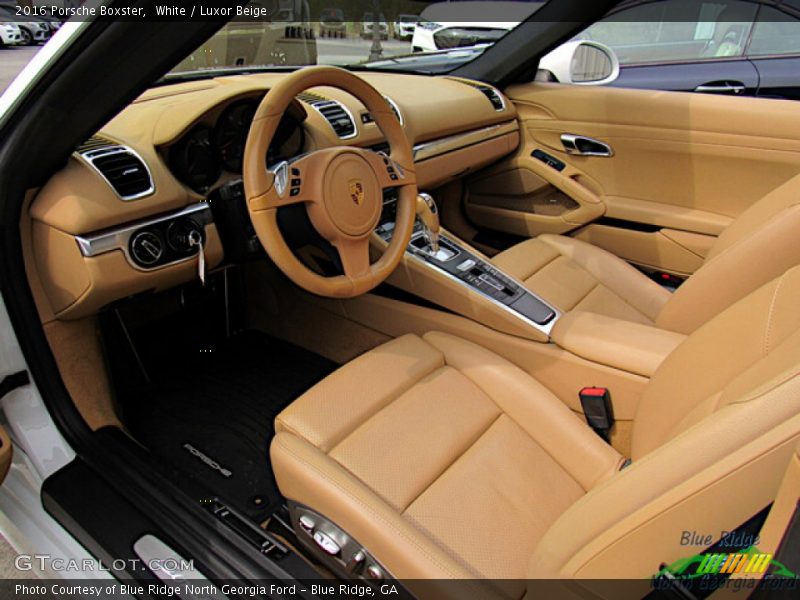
top-left (334, 237), bottom-right (372, 279)
top-left (360, 149), bottom-right (416, 191)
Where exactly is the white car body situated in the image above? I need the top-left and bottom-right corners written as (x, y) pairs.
top-left (412, 1), bottom-right (540, 51)
top-left (17, 20), bottom-right (50, 44)
top-left (0, 22), bottom-right (22, 45)
top-left (394, 15), bottom-right (419, 40)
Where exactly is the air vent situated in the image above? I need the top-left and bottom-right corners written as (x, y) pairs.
top-left (296, 92), bottom-right (358, 138)
top-left (79, 146), bottom-right (155, 200)
top-left (451, 78), bottom-right (506, 111)
top-left (476, 85), bottom-right (505, 111)
top-left (384, 96), bottom-right (404, 125)
top-left (296, 91), bottom-right (328, 104)
top-left (76, 135), bottom-right (115, 153)
top-left (315, 101), bottom-right (357, 139)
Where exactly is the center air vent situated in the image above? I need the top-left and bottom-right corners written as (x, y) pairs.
top-left (315, 101), bottom-right (357, 139)
top-left (296, 93), bottom-right (357, 139)
top-left (78, 144), bottom-right (154, 200)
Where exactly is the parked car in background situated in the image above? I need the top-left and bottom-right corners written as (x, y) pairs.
top-left (361, 12), bottom-right (389, 40)
top-left (576, 0), bottom-right (800, 100)
top-left (319, 7), bottom-right (346, 38)
top-left (414, 0), bottom-right (800, 101)
top-left (394, 14), bottom-right (419, 40)
top-left (412, 1), bottom-right (542, 51)
top-left (0, 20), bottom-right (22, 47)
top-left (0, 5), bottom-right (50, 45)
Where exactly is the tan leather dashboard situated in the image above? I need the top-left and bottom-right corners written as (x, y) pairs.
top-left (26, 71), bottom-right (518, 320)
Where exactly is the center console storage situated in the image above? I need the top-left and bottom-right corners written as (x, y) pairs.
top-left (551, 311), bottom-right (687, 378)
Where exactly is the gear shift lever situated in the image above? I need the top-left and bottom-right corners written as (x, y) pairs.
top-left (415, 193), bottom-right (440, 254)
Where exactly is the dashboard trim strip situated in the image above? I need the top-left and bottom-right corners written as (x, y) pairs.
top-left (75, 203), bottom-right (213, 262)
top-left (412, 121), bottom-right (518, 162)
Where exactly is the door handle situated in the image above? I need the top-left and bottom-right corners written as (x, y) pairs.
top-left (694, 81), bottom-right (745, 95)
top-left (561, 134), bottom-right (614, 157)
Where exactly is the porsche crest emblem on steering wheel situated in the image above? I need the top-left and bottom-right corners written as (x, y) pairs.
top-left (349, 180), bottom-right (365, 206)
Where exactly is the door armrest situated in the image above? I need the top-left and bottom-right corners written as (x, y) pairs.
top-left (551, 311), bottom-right (686, 378)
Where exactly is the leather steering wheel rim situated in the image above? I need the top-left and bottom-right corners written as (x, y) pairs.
top-left (243, 66), bottom-right (417, 298)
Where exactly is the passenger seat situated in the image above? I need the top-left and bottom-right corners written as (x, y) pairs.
top-left (491, 173), bottom-right (800, 333)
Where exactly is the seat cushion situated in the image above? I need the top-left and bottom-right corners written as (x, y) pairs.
top-left (491, 234), bottom-right (670, 325)
top-left (271, 333), bottom-right (622, 594)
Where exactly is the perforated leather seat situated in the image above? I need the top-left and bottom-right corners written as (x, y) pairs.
top-left (491, 173), bottom-right (800, 333)
top-left (270, 266), bottom-right (800, 595)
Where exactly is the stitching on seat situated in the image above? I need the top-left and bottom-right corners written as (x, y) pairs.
top-left (326, 364), bottom-right (447, 456)
top-left (763, 272), bottom-right (787, 356)
top-left (400, 412), bottom-right (503, 513)
top-left (273, 436), bottom-right (487, 585)
top-left (568, 281), bottom-right (601, 312)
top-left (520, 253), bottom-right (560, 283)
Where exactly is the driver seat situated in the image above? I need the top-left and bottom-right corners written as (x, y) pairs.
top-left (270, 266), bottom-right (800, 596)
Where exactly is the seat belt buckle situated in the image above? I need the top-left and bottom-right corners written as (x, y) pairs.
top-left (579, 386), bottom-right (614, 442)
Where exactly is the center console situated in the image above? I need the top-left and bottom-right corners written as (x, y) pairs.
top-left (375, 194), bottom-right (559, 336)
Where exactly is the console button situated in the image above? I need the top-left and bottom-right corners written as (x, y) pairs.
top-left (313, 530), bottom-right (341, 556)
top-left (456, 259), bottom-right (477, 272)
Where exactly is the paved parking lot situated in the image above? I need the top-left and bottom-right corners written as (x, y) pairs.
top-left (0, 45), bottom-right (40, 93)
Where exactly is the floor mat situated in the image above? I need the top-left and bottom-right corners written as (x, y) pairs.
top-left (120, 329), bottom-right (337, 521)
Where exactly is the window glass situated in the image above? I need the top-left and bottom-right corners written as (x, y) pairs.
top-left (578, 0), bottom-right (757, 64)
top-left (748, 7), bottom-right (800, 56)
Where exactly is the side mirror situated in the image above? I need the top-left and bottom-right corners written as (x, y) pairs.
top-left (538, 40), bottom-right (620, 85)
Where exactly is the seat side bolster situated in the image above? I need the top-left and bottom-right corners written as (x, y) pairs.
top-left (538, 234), bottom-right (671, 322)
top-left (657, 204), bottom-right (800, 335)
top-left (270, 432), bottom-right (483, 586)
top-left (422, 331), bottom-right (623, 490)
top-left (528, 402), bottom-right (800, 579)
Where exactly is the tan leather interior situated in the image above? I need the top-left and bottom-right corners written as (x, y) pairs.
top-left (488, 171), bottom-right (800, 334)
top-left (19, 62), bottom-right (800, 590)
top-left (244, 67), bottom-right (418, 298)
top-left (486, 82), bottom-right (800, 247)
top-left (492, 234), bottom-right (671, 325)
top-left (272, 264), bottom-right (800, 590)
top-left (27, 71), bottom-right (517, 318)
top-left (551, 311), bottom-right (686, 378)
top-left (0, 425), bottom-right (11, 485)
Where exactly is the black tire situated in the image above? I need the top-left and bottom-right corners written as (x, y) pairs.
top-left (19, 26), bottom-right (34, 46)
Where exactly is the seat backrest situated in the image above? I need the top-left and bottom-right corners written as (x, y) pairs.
top-left (527, 265), bottom-right (800, 580)
top-left (656, 173), bottom-right (800, 334)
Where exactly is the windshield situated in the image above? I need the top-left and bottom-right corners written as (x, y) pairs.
top-left (166, 0), bottom-right (547, 79)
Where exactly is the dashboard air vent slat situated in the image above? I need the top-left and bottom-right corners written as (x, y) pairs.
top-left (79, 146), bottom-right (154, 200)
top-left (296, 91), bottom-right (328, 104)
top-left (76, 135), bottom-right (114, 153)
top-left (315, 101), bottom-right (357, 139)
top-left (476, 85), bottom-right (505, 111)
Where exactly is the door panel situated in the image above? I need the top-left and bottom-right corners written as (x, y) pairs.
top-left (464, 82), bottom-right (800, 272)
top-left (610, 59), bottom-right (758, 95)
top-left (752, 57), bottom-right (800, 100)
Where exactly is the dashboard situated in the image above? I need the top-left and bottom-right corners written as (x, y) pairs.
top-left (168, 98), bottom-right (305, 193)
top-left (27, 71), bottom-right (521, 321)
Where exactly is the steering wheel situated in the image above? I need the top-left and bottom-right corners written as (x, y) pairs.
top-left (243, 66), bottom-right (417, 298)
